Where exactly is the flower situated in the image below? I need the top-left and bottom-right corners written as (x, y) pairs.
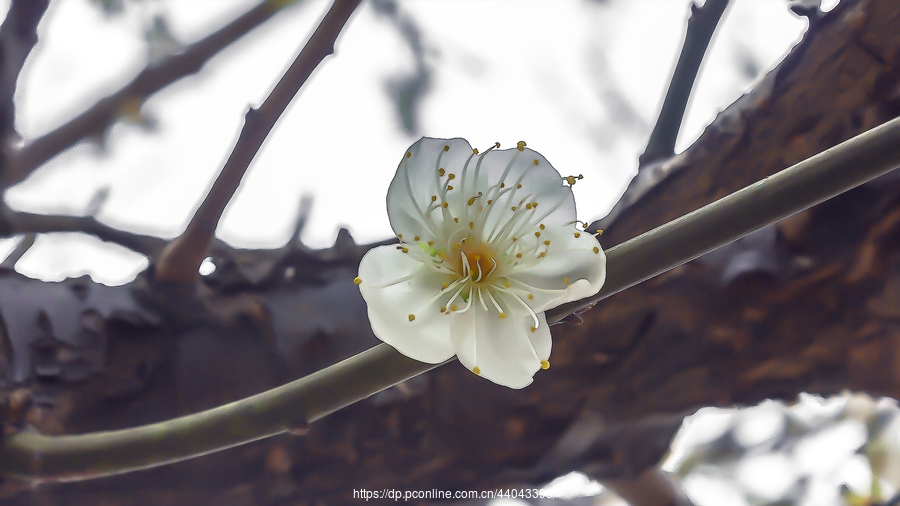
top-left (355, 137), bottom-right (606, 388)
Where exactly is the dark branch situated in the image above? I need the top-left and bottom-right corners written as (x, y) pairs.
top-left (154, 0), bottom-right (362, 283)
top-left (0, 208), bottom-right (165, 257)
top-left (0, 0), bottom-right (50, 142)
top-left (639, 0), bottom-right (729, 167)
top-left (0, 0), bottom-right (301, 190)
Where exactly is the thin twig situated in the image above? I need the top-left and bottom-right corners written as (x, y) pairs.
top-left (2, 116), bottom-right (899, 482)
top-left (290, 194), bottom-right (314, 245)
top-left (0, 0), bottom-right (50, 144)
top-left (154, 0), bottom-right (361, 283)
top-left (639, 0), bottom-right (730, 167)
top-left (1, 0), bottom-right (305, 190)
top-left (0, 209), bottom-right (166, 257)
top-left (0, 233), bottom-right (35, 269)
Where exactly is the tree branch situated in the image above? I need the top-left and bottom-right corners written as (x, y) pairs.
top-left (639, 0), bottom-right (729, 167)
top-left (0, 208), bottom-right (166, 257)
top-left (0, 0), bottom-right (304, 189)
top-left (0, 0), bottom-right (50, 143)
top-left (154, 0), bottom-right (361, 283)
top-left (0, 232), bottom-right (34, 269)
top-left (2, 116), bottom-right (899, 481)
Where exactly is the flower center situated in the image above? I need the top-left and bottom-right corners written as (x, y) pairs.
top-left (455, 241), bottom-right (498, 284)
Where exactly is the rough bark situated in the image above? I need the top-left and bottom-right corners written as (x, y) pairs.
top-left (1, 0), bottom-right (899, 504)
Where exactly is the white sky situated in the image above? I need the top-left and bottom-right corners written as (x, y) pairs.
top-left (2, 0), bottom-right (815, 284)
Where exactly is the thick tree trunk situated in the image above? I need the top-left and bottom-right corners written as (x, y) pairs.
top-left (1, 0), bottom-right (899, 504)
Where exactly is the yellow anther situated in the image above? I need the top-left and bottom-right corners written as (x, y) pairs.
top-left (431, 196), bottom-right (437, 202)
top-left (442, 202), bottom-right (449, 208)
top-left (473, 366), bottom-right (481, 375)
top-left (533, 159), bottom-right (539, 165)
top-left (451, 305), bottom-right (458, 311)
top-left (454, 218), bottom-right (459, 223)
top-left (517, 141), bottom-right (526, 151)
top-left (353, 277), bottom-right (362, 284)
top-left (469, 222), bottom-right (474, 230)
top-left (530, 326), bottom-right (536, 333)
top-left (540, 252), bottom-right (546, 257)
top-left (448, 173), bottom-right (456, 180)
top-left (443, 145), bottom-right (450, 152)
top-left (526, 204), bottom-right (533, 210)
top-left (473, 148), bottom-right (479, 154)
top-left (516, 253), bottom-right (522, 258)
top-left (408, 314), bottom-right (415, 321)
top-left (534, 231), bottom-right (541, 237)
top-left (540, 360), bottom-right (550, 370)
top-left (454, 242), bottom-right (461, 249)
top-left (447, 186), bottom-right (454, 191)
top-left (487, 199), bottom-right (493, 205)
top-left (439, 168), bottom-right (445, 176)
top-left (438, 252), bottom-right (447, 259)
top-left (442, 282), bottom-right (449, 289)
top-left (402, 247), bottom-right (409, 253)
top-left (414, 236), bottom-right (420, 241)
top-left (473, 254), bottom-right (481, 261)
top-left (532, 202), bottom-right (538, 208)
top-left (440, 306), bottom-right (447, 312)
top-left (406, 152), bottom-right (412, 158)
top-left (528, 294), bottom-right (533, 299)
top-left (593, 247), bottom-right (600, 254)
top-left (500, 183), bottom-right (505, 188)
top-left (597, 230), bottom-right (604, 236)
top-left (511, 206), bottom-right (517, 211)
top-left (495, 142), bottom-right (500, 148)
top-left (512, 237), bottom-right (518, 241)
top-left (504, 281), bottom-right (510, 288)
top-left (428, 241), bottom-right (434, 246)
top-left (563, 277), bottom-right (569, 284)
top-left (517, 184), bottom-right (522, 189)
top-left (543, 240), bottom-right (550, 245)
top-left (575, 232), bottom-right (581, 238)
top-left (397, 234), bottom-right (402, 239)
top-left (540, 224), bottom-right (545, 230)
top-left (499, 312), bottom-right (506, 319)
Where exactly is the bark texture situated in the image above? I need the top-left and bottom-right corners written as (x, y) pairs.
top-left (1, 0), bottom-right (900, 504)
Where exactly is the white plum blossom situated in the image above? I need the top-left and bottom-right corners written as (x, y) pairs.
top-left (355, 137), bottom-right (606, 388)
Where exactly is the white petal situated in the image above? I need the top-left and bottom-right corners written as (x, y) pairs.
top-left (511, 227), bottom-right (606, 312)
top-left (450, 308), bottom-right (551, 389)
top-left (357, 245), bottom-right (456, 363)
top-left (386, 137), bottom-right (474, 242)
top-left (477, 147), bottom-right (576, 238)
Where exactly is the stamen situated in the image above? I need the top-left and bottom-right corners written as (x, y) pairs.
top-left (476, 287), bottom-right (489, 311)
top-left (540, 360), bottom-right (550, 370)
top-left (353, 277), bottom-right (362, 284)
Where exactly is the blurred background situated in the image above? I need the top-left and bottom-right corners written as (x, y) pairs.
top-left (4, 0), bottom-right (810, 283)
top-left (4, 0), bottom-right (898, 505)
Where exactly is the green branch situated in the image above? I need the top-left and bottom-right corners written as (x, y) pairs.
top-left (3, 117), bottom-right (900, 481)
